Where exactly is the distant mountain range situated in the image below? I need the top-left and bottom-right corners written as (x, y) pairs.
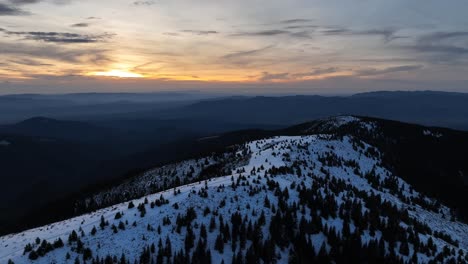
top-left (2, 91), bottom-right (468, 131)
top-left (153, 91), bottom-right (468, 130)
top-left (1, 90), bottom-right (468, 238)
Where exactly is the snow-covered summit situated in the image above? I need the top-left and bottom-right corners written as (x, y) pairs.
top-left (1, 130), bottom-right (467, 263)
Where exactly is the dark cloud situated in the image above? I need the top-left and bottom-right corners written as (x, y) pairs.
top-left (410, 45), bottom-right (468, 55)
top-left (163, 32), bottom-right (180, 36)
top-left (322, 27), bottom-right (401, 42)
top-left (8, 0), bottom-right (40, 4)
top-left (71, 23), bottom-right (89, 28)
top-left (133, 1), bottom-right (156, 6)
top-left (221, 45), bottom-right (275, 67)
top-left (8, 0), bottom-right (73, 5)
top-left (322, 28), bottom-right (350, 35)
top-left (292, 67), bottom-right (339, 78)
top-left (0, 41), bottom-right (111, 64)
top-left (260, 72), bottom-right (289, 81)
top-left (280, 19), bottom-right (313, 24)
top-left (231, 29), bottom-right (312, 39)
top-left (0, 2), bottom-right (27, 15)
top-left (359, 29), bottom-right (399, 42)
top-left (289, 31), bottom-right (312, 39)
top-left (356, 65), bottom-right (423, 76)
top-left (284, 25), bottom-right (318, 30)
top-left (232, 30), bottom-right (289, 37)
top-left (8, 58), bottom-right (54, 66)
top-left (181, 30), bottom-right (218, 35)
top-left (0, 28), bottom-right (114, 43)
top-left (87, 16), bottom-right (100, 20)
top-left (222, 45), bottom-right (274, 60)
top-left (418, 31), bottom-right (468, 43)
top-left (401, 31), bottom-right (468, 62)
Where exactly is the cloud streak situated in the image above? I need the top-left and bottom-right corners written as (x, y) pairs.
top-left (260, 72), bottom-right (289, 81)
top-left (292, 67), bottom-right (340, 78)
top-left (133, 1), bottom-right (156, 6)
top-left (71, 23), bottom-right (89, 28)
top-left (399, 31), bottom-right (468, 63)
top-left (222, 45), bottom-right (274, 60)
top-left (181, 30), bottom-right (218, 35)
top-left (322, 27), bottom-right (400, 42)
top-left (0, 41), bottom-right (112, 64)
top-left (280, 19), bottom-right (313, 24)
top-left (356, 65), bottom-right (423, 76)
top-left (0, 28), bottom-right (114, 43)
top-left (231, 29), bottom-right (312, 39)
top-left (8, 0), bottom-right (72, 5)
top-left (232, 30), bottom-right (289, 37)
top-left (0, 2), bottom-right (27, 15)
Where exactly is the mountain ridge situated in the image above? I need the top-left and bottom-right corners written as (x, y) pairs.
top-left (2, 116), bottom-right (466, 263)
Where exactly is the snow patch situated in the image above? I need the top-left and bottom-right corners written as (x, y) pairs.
top-left (423, 130), bottom-right (443, 138)
top-left (0, 140), bottom-right (11, 146)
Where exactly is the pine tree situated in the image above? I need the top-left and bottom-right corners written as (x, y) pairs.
top-left (209, 217), bottom-right (216, 232)
top-left (119, 253), bottom-right (127, 264)
top-left (28, 250), bottom-right (38, 260)
top-left (83, 248), bottom-right (93, 261)
top-left (215, 234), bottom-right (224, 253)
top-left (399, 241), bottom-right (410, 256)
top-left (185, 225), bottom-right (195, 252)
top-left (115, 212), bottom-right (122, 219)
top-left (91, 226), bottom-right (97, 236)
top-left (68, 230), bottom-right (78, 243)
top-left (100, 215), bottom-right (107, 229)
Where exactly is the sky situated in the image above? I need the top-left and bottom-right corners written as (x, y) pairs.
top-left (1, 0), bottom-right (468, 94)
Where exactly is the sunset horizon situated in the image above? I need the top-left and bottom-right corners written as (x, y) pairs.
top-left (1, 0), bottom-right (468, 94)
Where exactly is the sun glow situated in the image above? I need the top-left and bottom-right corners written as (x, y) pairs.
top-left (93, 70), bottom-right (143, 78)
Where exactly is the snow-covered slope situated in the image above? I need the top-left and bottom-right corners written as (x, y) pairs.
top-left (1, 117), bottom-right (467, 264)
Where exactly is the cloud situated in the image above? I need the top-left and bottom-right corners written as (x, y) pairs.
top-left (163, 32), bottom-right (180, 36)
top-left (418, 31), bottom-right (468, 43)
top-left (1, 0), bottom-right (73, 16)
top-left (71, 23), bottom-right (89, 28)
top-left (231, 29), bottom-right (312, 39)
top-left (259, 72), bottom-right (289, 81)
top-left (222, 45), bottom-right (274, 60)
top-left (359, 29), bottom-right (399, 42)
top-left (292, 67), bottom-right (339, 78)
top-left (8, 58), bottom-right (54, 66)
top-left (284, 25), bottom-right (318, 30)
top-left (181, 30), bottom-right (218, 35)
top-left (280, 19), bottom-right (313, 24)
top-left (0, 28), bottom-right (114, 43)
top-left (221, 45), bottom-right (275, 67)
top-left (264, 65), bottom-right (422, 80)
top-left (0, 2), bottom-right (27, 15)
top-left (355, 65), bottom-right (423, 76)
top-left (0, 41), bottom-right (111, 64)
top-left (8, 0), bottom-right (72, 5)
top-left (232, 30), bottom-right (289, 37)
top-left (322, 28), bottom-right (350, 35)
top-left (8, 0), bottom-right (41, 4)
top-left (322, 27), bottom-right (400, 42)
top-left (133, 1), bottom-right (156, 6)
top-left (410, 45), bottom-right (468, 55)
top-left (400, 31), bottom-right (468, 62)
